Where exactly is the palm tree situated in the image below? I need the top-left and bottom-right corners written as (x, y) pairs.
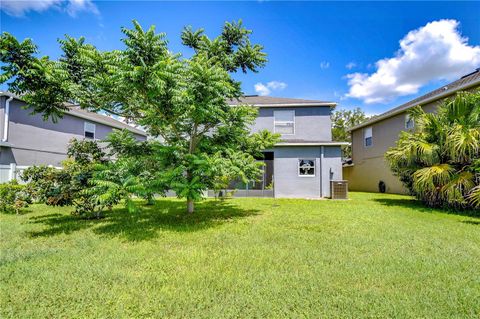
top-left (386, 91), bottom-right (480, 210)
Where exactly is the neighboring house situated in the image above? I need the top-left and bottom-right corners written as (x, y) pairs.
top-left (344, 69), bottom-right (480, 194)
top-left (228, 96), bottom-right (347, 198)
top-left (0, 92), bottom-right (147, 182)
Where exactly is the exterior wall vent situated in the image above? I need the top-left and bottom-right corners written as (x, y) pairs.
top-left (330, 180), bottom-right (348, 199)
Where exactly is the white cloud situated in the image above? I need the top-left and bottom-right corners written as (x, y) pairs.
top-left (254, 81), bottom-right (287, 96)
top-left (66, 0), bottom-right (98, 17)
top-left (1, 0), bottom-right (59, 16)
top-left (345, 62), bottom-right (357, 70)
top-left (1, 0), bottom-right (99, 17)
top-left (320, 61), bottom-right (330, 69)
top-left (254, 83), bottom-right (271, 96)
top-left (346, 19), bottom-right (480, 104)
top-left (266, 81), bottom-right (287, 90)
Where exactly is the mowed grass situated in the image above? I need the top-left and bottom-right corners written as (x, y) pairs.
top-left (1, 192), bottom-right (479, 318)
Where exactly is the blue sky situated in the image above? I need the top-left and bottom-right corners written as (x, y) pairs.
top-left (1, 1), bottom-right (479, 115)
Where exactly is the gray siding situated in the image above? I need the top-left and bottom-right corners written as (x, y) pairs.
top-left (273, 146), bottom-right (342, 198)
top-left (0, 99), bottom-right (145, 166)
top-left (251, 106), bottom-right (332, 141)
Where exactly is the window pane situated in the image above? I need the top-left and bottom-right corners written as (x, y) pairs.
top-left (365, 136), bottom-right (372, 147)
top-left (85, 122), bottom-right (96, 133)
top-left (364, 126), bottom-right (373, 146)
top-left (299, 159), bottom-right (315, 176)
top-left (364, 127), bottom-right (372, 138)
top-left (405, 115), bottom-right (414, 129)
top-left (275, 122), bottom-right (294, 134)
top-left (84, 122), bottom-right (96, 139)
top-left (274, 110), bottom-right (294, 122)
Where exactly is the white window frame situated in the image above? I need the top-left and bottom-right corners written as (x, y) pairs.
top-left (274, 110), bottom-right (295, 135)
top-left (405, 114), bottom-right (415, 129)
top-left (84, 122), bottom-right (96, 140)
top-left (298, 158), bottom-right (315, 177)
top-left (364, 126), bottom-right (373, 148)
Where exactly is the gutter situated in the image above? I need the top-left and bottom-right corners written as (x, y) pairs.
top-left (348, 77), bottom-right (480, 132)
top-left (2, 96), bottom-right (13, 142)
top-left (275, 142), bottom-right (350, 147)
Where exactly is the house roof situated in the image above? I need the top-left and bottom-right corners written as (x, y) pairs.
top-left (227, 95), bottom-right (336, 107)
top-left (0, 92), bottom-right (147, 136)
top-left (67, 106), bottom-right (147, 136)
top-left (348, 68), bottom-right (480, 132)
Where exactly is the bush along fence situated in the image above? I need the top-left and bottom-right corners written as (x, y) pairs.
top-left (0, 164), bottom-right (61, 183)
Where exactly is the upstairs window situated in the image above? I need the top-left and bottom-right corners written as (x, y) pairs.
top-left (299, 159), bottom-right (315, 176)
top-left (84, 122), bottom-right (96, 139)
top-left (405, 114), bottom-right (415, 129)
top-left (274, 110), bottom-right (295, 135)
top-left (364, 126), bottom-right (373, 147)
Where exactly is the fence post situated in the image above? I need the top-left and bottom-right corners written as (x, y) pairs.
top-left (9, 163), bottom-right (16, 181)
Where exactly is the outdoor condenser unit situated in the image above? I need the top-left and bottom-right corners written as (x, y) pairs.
top-left (330, 180), bottom-right (348, 199)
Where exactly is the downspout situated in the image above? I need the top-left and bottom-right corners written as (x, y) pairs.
top-left (320, 146), bottom-right (324, 198)
top-left (2, 96), bottom-right (13, 142)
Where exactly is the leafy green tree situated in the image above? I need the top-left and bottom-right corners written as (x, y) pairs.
top-left (105, 129), bottom-right (164, 205)
top-left (88, 160), bottom-right (147, 214)
top-left (331, 108), bottom-right (370, 158)
top-left (1, 21), bottom-right (277, 213)
top-left (385, 91), bottom-right (480, 210)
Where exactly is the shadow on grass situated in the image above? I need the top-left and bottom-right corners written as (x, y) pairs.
top-left (0, 208), bottom-right (33, 215)
top-left (373, 197), bottom-right (480, 219)
top-left (27, 199), bottom-right (259, 241)
top-left (462, 220), bottom-right (480, 225)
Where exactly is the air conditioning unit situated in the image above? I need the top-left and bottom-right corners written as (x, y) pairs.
top-left (331, 180), bottom-right (348, 199)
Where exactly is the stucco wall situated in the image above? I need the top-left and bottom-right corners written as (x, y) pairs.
top-left (274, 147), bottom-right (321, 198)
top-left (251, 106), bottom-right (332, 141)
top-left (1, 99), bottom-right (146, 166)
top-left (273, 146), bottom-right (342, 198)
top-left (343, 157), bottom-right (406, 194)
top-left (322, 146), bottom-right (343, 197)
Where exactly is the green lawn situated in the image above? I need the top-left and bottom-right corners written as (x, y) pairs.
top-left (1, 192), bottom-right (479, 318)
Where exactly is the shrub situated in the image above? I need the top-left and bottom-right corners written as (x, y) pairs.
top-left (0, 180), bottom-right (30, 214)
top-left (21, 166), bottom-right (73, 205)
top-left (21, 139), bottom-right (109, 219)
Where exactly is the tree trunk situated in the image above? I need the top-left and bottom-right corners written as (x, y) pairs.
top-left (187, 199), bottom-right (194, 214)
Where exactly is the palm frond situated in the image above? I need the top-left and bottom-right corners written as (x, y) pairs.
top-left (441, 171), bottom-right (475, 205)
top-left (467, 185), bottom-right (480, 208)
top-left (445, 125), bottom-right (480, 163)
top-left (413, 164), bottom-right (454, 193)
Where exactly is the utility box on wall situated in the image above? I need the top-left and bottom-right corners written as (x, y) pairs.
top-left (331, 180), bottom-right (348, 199)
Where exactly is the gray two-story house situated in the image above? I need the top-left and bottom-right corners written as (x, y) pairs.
top-left (0, 92), bottom-right (147, 182)
top-left (1, 92), bottom-right (344, 199)
top-left (228, 96), bottom-right (346, 199)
